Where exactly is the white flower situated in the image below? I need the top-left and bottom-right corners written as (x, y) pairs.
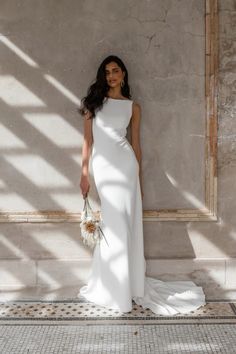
top-left (80, 198), bottom-right (109, 248)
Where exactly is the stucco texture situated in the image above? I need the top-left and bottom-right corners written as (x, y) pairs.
top-left (0, 0), bottom-right (235, 297)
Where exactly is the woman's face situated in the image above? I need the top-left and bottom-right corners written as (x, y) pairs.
top-left (105, 62), bottom-right (125, 88)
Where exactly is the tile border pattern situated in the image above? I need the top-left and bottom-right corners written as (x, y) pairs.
top-left (1, 299), bottom-right (236, 324)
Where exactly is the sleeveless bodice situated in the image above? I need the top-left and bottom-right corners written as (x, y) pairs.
top-left (91, 97), bottom-right (138, 169)
top-left (92, 98), bottom-right (133, 147)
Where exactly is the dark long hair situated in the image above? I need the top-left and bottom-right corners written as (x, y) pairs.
top-left (78, 55), bottom-right (132, 119)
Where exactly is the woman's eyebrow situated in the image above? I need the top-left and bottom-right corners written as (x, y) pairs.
top-left (105, 68), bottom-right (119, 72)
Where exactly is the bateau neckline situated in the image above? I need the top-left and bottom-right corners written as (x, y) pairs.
top-left (105, 97), bottom-right (131, 101)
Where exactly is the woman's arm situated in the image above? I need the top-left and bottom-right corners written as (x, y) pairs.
top-left (80, 110), bottom-right (93, 198)
top-left (130, 102), bottom-right (144, 199)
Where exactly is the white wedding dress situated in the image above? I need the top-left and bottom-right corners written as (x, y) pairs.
top-left (78, 97), bottom-right (206, 315)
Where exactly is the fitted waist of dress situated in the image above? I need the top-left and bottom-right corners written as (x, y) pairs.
top-left (93, 127), bottom-right (128, 144)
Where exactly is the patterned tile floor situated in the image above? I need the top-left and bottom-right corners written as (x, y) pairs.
top-left (0, 299), bottom-right (236, 323)
top-left (0, 299), bottom-right (236, 353)
top-left (0, 322), bottom-right (236, 353)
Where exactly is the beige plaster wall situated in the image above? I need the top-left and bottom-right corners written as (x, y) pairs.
top-left (0, 0), bottom-right (205, 212)
top-left (0, 0), bottom-right (235, 299)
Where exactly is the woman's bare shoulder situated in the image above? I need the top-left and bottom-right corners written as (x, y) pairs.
top-left (132, 101), bottom-right (142, 112)
top-left (83, 109), bottom-right (93, 120)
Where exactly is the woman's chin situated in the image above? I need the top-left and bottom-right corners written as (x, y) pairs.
top-left (110, 85), bottom-right (119, 89)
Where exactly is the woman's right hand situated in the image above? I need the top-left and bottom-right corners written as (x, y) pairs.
top-left (80, 175), bottom-right (90, 199)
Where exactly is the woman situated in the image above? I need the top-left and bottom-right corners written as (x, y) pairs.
top-left (78, 55), bottom-right (206, 315)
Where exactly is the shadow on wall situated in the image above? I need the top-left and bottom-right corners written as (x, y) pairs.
top-left (0, 1), bottom-right (235, 298)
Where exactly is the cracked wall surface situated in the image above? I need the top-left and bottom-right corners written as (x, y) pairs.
top-left (0, 0), bottom-right (205, 211)
top-left (0, 0), bottom-right (235, 295)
